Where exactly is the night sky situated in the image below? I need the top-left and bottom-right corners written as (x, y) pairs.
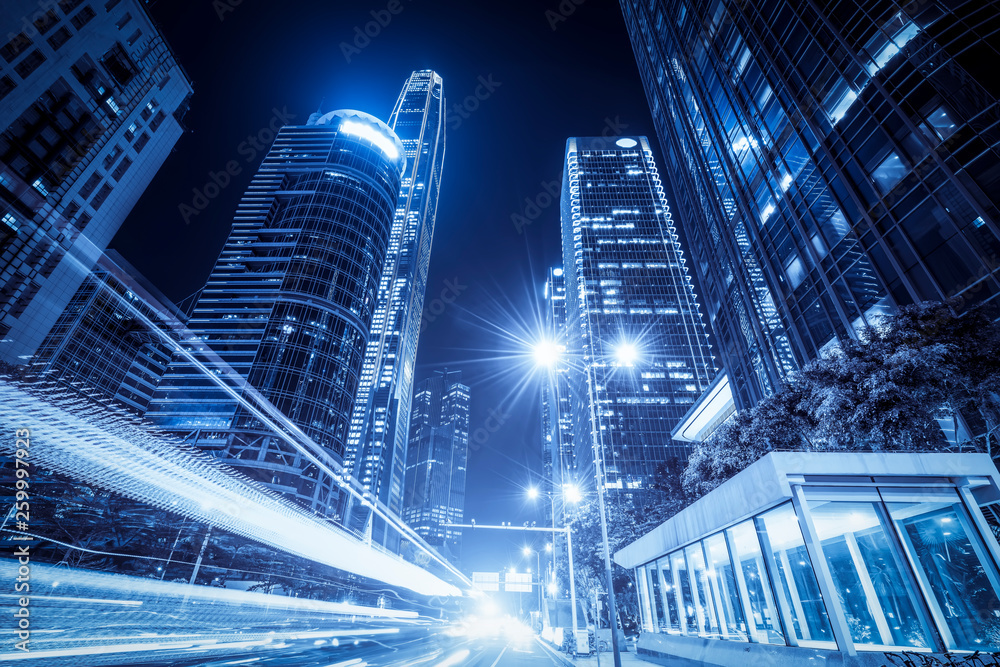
top-left (111, 0), bottom-right (659, 575)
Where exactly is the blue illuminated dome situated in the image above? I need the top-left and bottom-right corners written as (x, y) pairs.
top-left (311, 109), bottom-right (405, 166)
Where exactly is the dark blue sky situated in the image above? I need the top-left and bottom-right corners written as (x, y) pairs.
top-left (111, 0), bottom-right (658, 575)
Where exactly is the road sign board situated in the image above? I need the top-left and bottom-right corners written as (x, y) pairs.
top-left (472, 571), bottom-right (500, 592)
top-left (504, 572), bottom-right (532, 593)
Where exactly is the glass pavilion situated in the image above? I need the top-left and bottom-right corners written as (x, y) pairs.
top-left (616, 452), bottom-right (1000, 658)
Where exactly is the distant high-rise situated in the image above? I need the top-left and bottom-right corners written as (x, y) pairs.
top-left (620, 0), bottom-right (1000, 410)
top-left (0, 0), bottom-right (191, 363)
top-left (401, 370), bottom-right (469, 564)
top-left (559, 135), bottom-right (717, 495)
top-left (540, 266), bottom-right (575, 506)
top-left (30, 249), bottom-right (185, 413)
top-left (343, 71), bottom-right (445, 545)
top-left (147, 109), bottom-right (406, 515)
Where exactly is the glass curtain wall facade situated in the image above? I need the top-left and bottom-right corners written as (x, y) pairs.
top-left (146, 110), bottom-right (405, 516)
top-left (634, 480), bottom-right (1000, 653)
top-left (343, 71), bottom-right (445, 546)
top-left (401, 370), bottom-right (469, 564)
top-left (540, 266), bottom-right (576, 574)
top-left (559, 135), bottom-right (717, 494)
top-left (541, 266), bottom-right (576, 499)
top-left (0, 0), bottom-right (192, 363)
top-left (620, 0), bottom-right (1000, 409)
top-left (30, 249), bottom-right (185, 413)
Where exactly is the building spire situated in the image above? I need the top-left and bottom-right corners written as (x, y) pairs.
top-left (306, 98), bottom-right (325, 126)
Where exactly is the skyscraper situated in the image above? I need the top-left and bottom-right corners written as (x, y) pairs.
top-left (559, 135), bottom-right (717, 495)
top-left (30, 249), bottom-right (185, 414)
top-left (343, 71), bottom-right (445, 544)
top-left (0, 0), bottom-right (191, 363)
top-left (620, 0), bottom-right (1000, 410)
top-left (147, 109), bottom-right (406, 515)
top-left (540, 266), bottom-right (576, 508)
top-left (401, 370), bottom-right (469, 564)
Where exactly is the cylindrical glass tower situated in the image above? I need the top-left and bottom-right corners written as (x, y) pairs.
top-left (147, 110), bottom-right (405, 515)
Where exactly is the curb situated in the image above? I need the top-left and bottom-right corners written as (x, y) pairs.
top-left (535, 636), bottom-right (576, 667)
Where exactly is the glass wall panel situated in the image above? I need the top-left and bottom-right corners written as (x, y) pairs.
top-left (728, 519), bottom-right (785, 644)
top-left (808, 499), bottom-right (931, 649)
top-left (647, 559), bottom-right (666, 631)
top-left (687, 541), bottom-right (722, 636)
top-left (704, 532), bottom-right (748, 640)
top-left (886, 494), bottom-right (1000, 651)
top-left (656, 558), bottom-right (682, 633)
top-left (672, 549), bottom-right (698, 634)
top-left (637, 564), bottom-right (655, 632)
top-left (758, 502), bottom-right (836, 647)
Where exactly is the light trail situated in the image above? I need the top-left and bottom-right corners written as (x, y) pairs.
top-left (28, 244), bottom-right (470, 589)
top-left (436, 648), bottom-right (472, 667)
top-left (0, 381), bottom-right (461, 598)
top-left (0, 594), bottom-right (143, 606)
top-left (0, 560), bottom-right (427, 664)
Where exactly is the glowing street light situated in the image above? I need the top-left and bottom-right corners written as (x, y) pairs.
top-left (532, 339), bottom-right (564, 368)
top-left (562, 483), bottom-right (582, 504)
top-left (615, 341), bottom-right (640, 366)
top-left (522, 546), bottom-right (532, 557)
top-left (527, 486), bottom-right (539, 500)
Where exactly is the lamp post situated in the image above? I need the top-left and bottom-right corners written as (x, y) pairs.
top-left (533, 339), bottom-right (588, 654)
top-left (526, 475), bottom-right (587, 654)
top-left (534, 337), bottom-right (632, 667)
top-left (523, 545), bottom-right (542, 613)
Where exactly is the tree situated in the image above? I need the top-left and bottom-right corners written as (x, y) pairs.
top-left (683, 301), bottom-right (1000, 497)
top-left (563, 460), bottom-right (691, 633)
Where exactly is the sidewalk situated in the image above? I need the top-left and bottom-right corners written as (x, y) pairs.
top-left (536, 637), bottom-right (654, 667)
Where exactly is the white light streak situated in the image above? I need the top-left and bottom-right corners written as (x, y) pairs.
top-left (0, 382), bottom-right (461, 598)
top-left (436, 649), bottom-right (471, 667)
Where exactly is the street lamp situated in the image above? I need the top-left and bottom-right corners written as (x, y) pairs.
top-left (586, 343), bottom-right (639, 667)
top-left (614, 340), bottom-right (640, 367)
top-left (562, 482), bottom-right (582, 504)
top-left (522, 545), bottom-right (542, 613)
top-left (532, 339), bottom-right (565, 368)
top-left (543, 337), bottom-right (638, 667)
top-left (526, 481), bottom-right (583, 654)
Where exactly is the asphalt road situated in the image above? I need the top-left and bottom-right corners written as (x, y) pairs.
top-left (153, 628), bottom-right (569, 667)
top-left (4, 622), bottom-right (570, 667)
